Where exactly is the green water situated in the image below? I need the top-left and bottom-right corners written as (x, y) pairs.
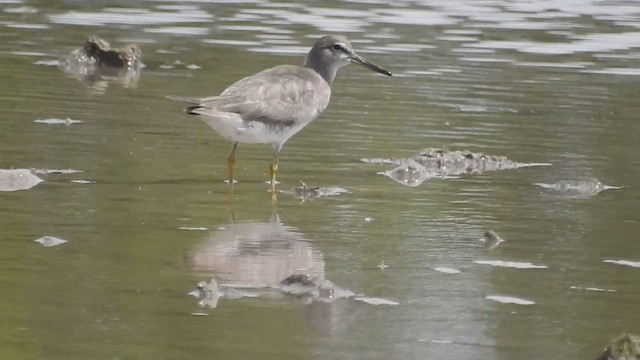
top-left (1, 1), bottom-right (639, 359)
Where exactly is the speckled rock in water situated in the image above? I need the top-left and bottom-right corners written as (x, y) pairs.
top-left (60, 37), bottom-right (143, 92)
top-left (81, 37), bottom-right (142, 68)
top-left (412, 148), bottom-right (547, 173)
top-left (596, 334), bottom-right (640, 360)
top-left (364, 148), bottom-right (551, 187)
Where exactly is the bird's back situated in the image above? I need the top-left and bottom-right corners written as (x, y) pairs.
top-left (192, 65), bottom-right (330, 124)
top-left (186, 65), bottom-right (332, 149)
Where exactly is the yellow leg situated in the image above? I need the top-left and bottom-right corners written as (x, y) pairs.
top-left (227, 142), bottom-right (238, 185)
top-left (269, 152), bottom-right (279, 195)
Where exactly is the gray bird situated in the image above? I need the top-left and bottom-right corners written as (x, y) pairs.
top-left (171, 35), bottom-right (391, 194)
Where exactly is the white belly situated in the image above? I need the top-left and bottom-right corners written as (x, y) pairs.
top-left (198, 112), bottom-right (312, 150)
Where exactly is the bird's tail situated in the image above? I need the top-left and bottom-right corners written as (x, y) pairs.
top-left (166, 95), bottom-right (203, 114)
top-left (185, 105), bottom-right (204, 115)
top-left (165, 95), bottom-right (200, 104)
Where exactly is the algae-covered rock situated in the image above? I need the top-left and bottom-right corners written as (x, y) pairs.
top-left (81, 36), bottom-right (142, 68)
top-left (597, 334), bottom-right (640, 360)
top-left (60, 37), bottom-right (143, 92)
top-left (364, 147), bottom-right (550, 187)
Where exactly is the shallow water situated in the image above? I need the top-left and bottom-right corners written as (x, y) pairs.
top-left (1, 1), bottom-right (640, 359)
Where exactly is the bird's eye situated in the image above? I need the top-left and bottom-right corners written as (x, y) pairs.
top-left (332, 44), bottom-right (342, 51)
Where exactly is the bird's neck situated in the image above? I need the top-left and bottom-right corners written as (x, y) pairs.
top-left (304, 54), bottom-right (336, 86)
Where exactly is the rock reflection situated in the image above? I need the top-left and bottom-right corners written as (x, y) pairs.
top-left (60, 37), bottom-right (143, 93)
top-left (34, 236), bottom-right (68, 247)
top-left (533, 178), bottom-right (621, 197)
top-left (188, 279), bottom-right (258, 309)
top-left (364, 148), bottom-right (551, 187)
top-left (481, 230), bottom-right (505, 250)
top-left (0, 168), bottom-right (43, 191)
top-left (280, 182), bottom-right (349, 201)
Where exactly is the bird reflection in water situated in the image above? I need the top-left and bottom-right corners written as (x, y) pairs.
top-left (186, 207), bottom-right (399, 337)
top-left (187, 211), bottom-right (325, 290)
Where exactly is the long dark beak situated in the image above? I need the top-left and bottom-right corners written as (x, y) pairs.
top-left (349, 51), bottom-right (392, 76)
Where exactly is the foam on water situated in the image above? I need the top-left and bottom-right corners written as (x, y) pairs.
top-left (434, 267), bottom-right (462, 274)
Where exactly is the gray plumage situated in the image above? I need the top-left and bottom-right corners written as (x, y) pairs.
top-left (170, 35), bottom-right (392, 191)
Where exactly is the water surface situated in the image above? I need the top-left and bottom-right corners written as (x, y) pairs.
top-left (1, 1), bottom-right (640, 359)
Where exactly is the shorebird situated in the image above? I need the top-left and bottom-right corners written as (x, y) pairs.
top-left (171, 35), bottom-right (391, 194)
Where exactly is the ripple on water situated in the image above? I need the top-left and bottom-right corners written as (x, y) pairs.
top-left (603, 260), bottom-right (640, 268)
top-left (47, 8), bottom-right (213, 26)
top-left (249, 8), bottom-right (367, 33)
top-left (434, 267), bottom-right (462, 274)
top-left (364, 43), bottom-right (435, 53)
top-left (514, 61), bottom-right (593, 69)
top-left (5, 22), bottom-right (48, 29)
top-left (570, 286), bottom-right (616, 293)
top-left (4, 6), bottom-right (37, 13)
top-left (371, 8), bottom-right (457, 26)
top-left (474, 260), bottom-right (548, 269)
top-left (464, 31), bottom-right (640, 55)
top-left (581, 68), bottom-right (640, 76)
top-left (247, 45), bottom-right (308, 55)
top-left (202, 39), bottom-right (262, 47)
top-left (486, 295), bottom-right (535, 305)
top-left (145, 27), bottom-right (210, 36)
top-left (6, 51), bottom-right (49, 57)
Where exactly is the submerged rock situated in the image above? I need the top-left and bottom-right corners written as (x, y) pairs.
top-left (81, 37), bottom-right (141, 68)
top-left (280, 182), bottom-right (349, 201)
top-left (533, 179), bottom-right (621, 197)
top-left (596, 334), bottom-right (640, 360)
top-left (364, 148), bottom-right (550, 187)
top-left (60, 36), bottom-right (143, 92)
top-left (0, 169), bottom-right (43, 191)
